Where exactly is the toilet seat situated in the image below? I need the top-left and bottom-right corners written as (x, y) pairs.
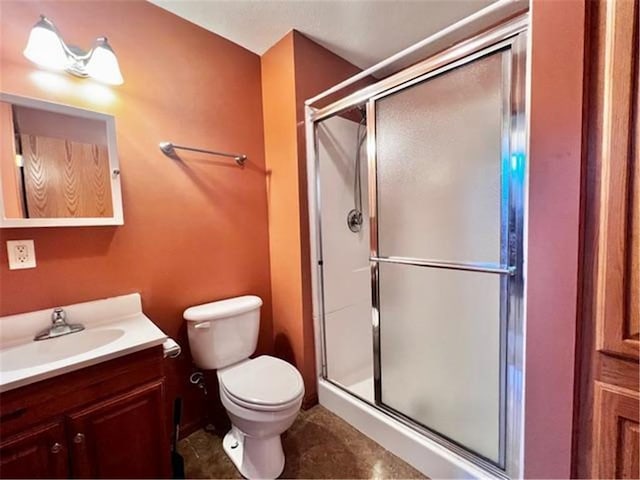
top-left (218, 355), bottom-right (304, 412)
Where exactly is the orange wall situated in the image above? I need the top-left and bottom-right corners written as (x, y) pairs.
top-left (292, 32), bottom-right (372, 114)
top-left (0, 0), bottom-right (272, 431)
top-left (525, 0), bottom-right (585, 477)
top-left (261, 31), bottom-right (366, 405)
top-left (261, 33), bottom-right (305, 396)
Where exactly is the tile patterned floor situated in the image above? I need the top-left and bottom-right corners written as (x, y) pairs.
top-left (178, 405), bottom-right (426, 479)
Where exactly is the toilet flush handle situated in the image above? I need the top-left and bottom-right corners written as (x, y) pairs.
top-left (193, 321), bottom-right (211, 330)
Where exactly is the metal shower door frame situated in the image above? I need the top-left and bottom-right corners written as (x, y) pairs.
top-left (306, 15), bottom-right (527, 479)
top-left (367, 31), bottom-right (527, 477)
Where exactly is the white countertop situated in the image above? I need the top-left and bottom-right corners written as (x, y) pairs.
top-left (0, 293), bottom-right (168, 393)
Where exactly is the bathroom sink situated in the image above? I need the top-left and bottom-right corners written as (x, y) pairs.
top-left (0, 293), bottom-right (168, 392)
top-left (0, 328), bottom-right (125, 372)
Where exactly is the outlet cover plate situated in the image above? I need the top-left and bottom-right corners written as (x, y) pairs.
top-left (6, 240), bottom-right (36, 270)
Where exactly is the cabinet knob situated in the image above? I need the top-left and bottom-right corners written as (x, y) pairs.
top-left (74, 433), bottom-right (85, 444)
top-left (50, 442), bottom-right (63, 454)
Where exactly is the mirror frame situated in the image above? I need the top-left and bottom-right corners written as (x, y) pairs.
top-left (0, 93), bottom-right (123, 228)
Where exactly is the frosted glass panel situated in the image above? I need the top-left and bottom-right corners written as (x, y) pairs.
top-left (375, 52), bottom-right (504, 263)
top-left (378, 263), bottom-right (501, 462)
top-left (316, 111), bottom-right (373, 401)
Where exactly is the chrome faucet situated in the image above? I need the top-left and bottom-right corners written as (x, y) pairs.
top-left (34, 308), bottom-right (85, 341)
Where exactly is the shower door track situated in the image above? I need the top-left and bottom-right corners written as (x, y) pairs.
top-left (307, 12), bottom-right (528, 480)
top-left (308, 13), bottom-right (527, 124)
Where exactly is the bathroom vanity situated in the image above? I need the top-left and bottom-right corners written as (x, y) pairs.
top-left (0, 294), bottom-right (171, 478)
top-left (0, 347), bottom-right (169, 478)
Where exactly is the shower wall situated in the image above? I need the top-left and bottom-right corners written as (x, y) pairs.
top-left (317, 114), bottom-right (372, 399)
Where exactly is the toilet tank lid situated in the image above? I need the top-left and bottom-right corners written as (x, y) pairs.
top-left (183, 295), bottom-right (262, 322)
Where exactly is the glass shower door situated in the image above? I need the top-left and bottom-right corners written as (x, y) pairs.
top-left (369, 49), bottom-right (514, 466)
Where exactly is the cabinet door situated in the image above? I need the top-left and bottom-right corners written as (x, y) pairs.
top-left (67, 380), bottom-right (170, 479)
top-left (593, 383), bottom-right (640, 479)
top-left (575, 0), bottom-right (640, 477)
top-left (0, 421), bottom-right (68, 479)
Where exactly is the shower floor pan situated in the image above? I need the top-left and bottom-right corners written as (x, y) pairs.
top-left (318, 378), bottom-right (500, 479)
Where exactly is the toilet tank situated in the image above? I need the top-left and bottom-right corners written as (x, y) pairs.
top-left (184, 295), bottom-right (262, 370)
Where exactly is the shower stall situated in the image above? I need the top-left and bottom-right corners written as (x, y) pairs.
top-left (306, 9), bottom-right (527, 480)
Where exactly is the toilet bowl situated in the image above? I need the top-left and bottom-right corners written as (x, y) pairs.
top-left (184, 296), bottom-right (304, 479)
top-left (218, 356), bottom-right (304, 478)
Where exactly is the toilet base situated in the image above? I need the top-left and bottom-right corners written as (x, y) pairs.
top-left (223, 426), bottom-right (285, 479)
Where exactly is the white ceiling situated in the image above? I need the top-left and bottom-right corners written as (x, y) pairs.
top-left (149, 0), bottom-right (496, 71)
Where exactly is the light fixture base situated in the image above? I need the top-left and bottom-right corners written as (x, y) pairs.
top-left (64, 45), bottom-right (91, 78)
top-left (65, 65), bottom-right (90, 78)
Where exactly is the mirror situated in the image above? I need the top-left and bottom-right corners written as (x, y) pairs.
top-left (0, 93), bottom-right (123, 227)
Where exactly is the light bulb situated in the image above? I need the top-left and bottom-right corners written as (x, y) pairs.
top-left (23, 16), bottom-right (68, 70)
top-left (85, 38), bottom-right (123, 85)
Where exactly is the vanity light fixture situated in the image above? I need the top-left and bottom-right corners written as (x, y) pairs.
top-left (24, 15), bottom-right (124, 85)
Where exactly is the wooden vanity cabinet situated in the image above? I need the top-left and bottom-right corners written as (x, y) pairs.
top-left (0, 347), bottom-right (171, 479)
top-left (0, 421), bottom-right (68, 478)
top-left (66, 380), bottom-right (166, 479)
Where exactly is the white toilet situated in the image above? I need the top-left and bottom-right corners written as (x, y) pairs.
top-left (184, 295), bottom-right (304, 479)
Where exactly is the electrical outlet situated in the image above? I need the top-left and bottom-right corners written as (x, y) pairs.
top-left (6, 240), bottom-right (36, 270)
